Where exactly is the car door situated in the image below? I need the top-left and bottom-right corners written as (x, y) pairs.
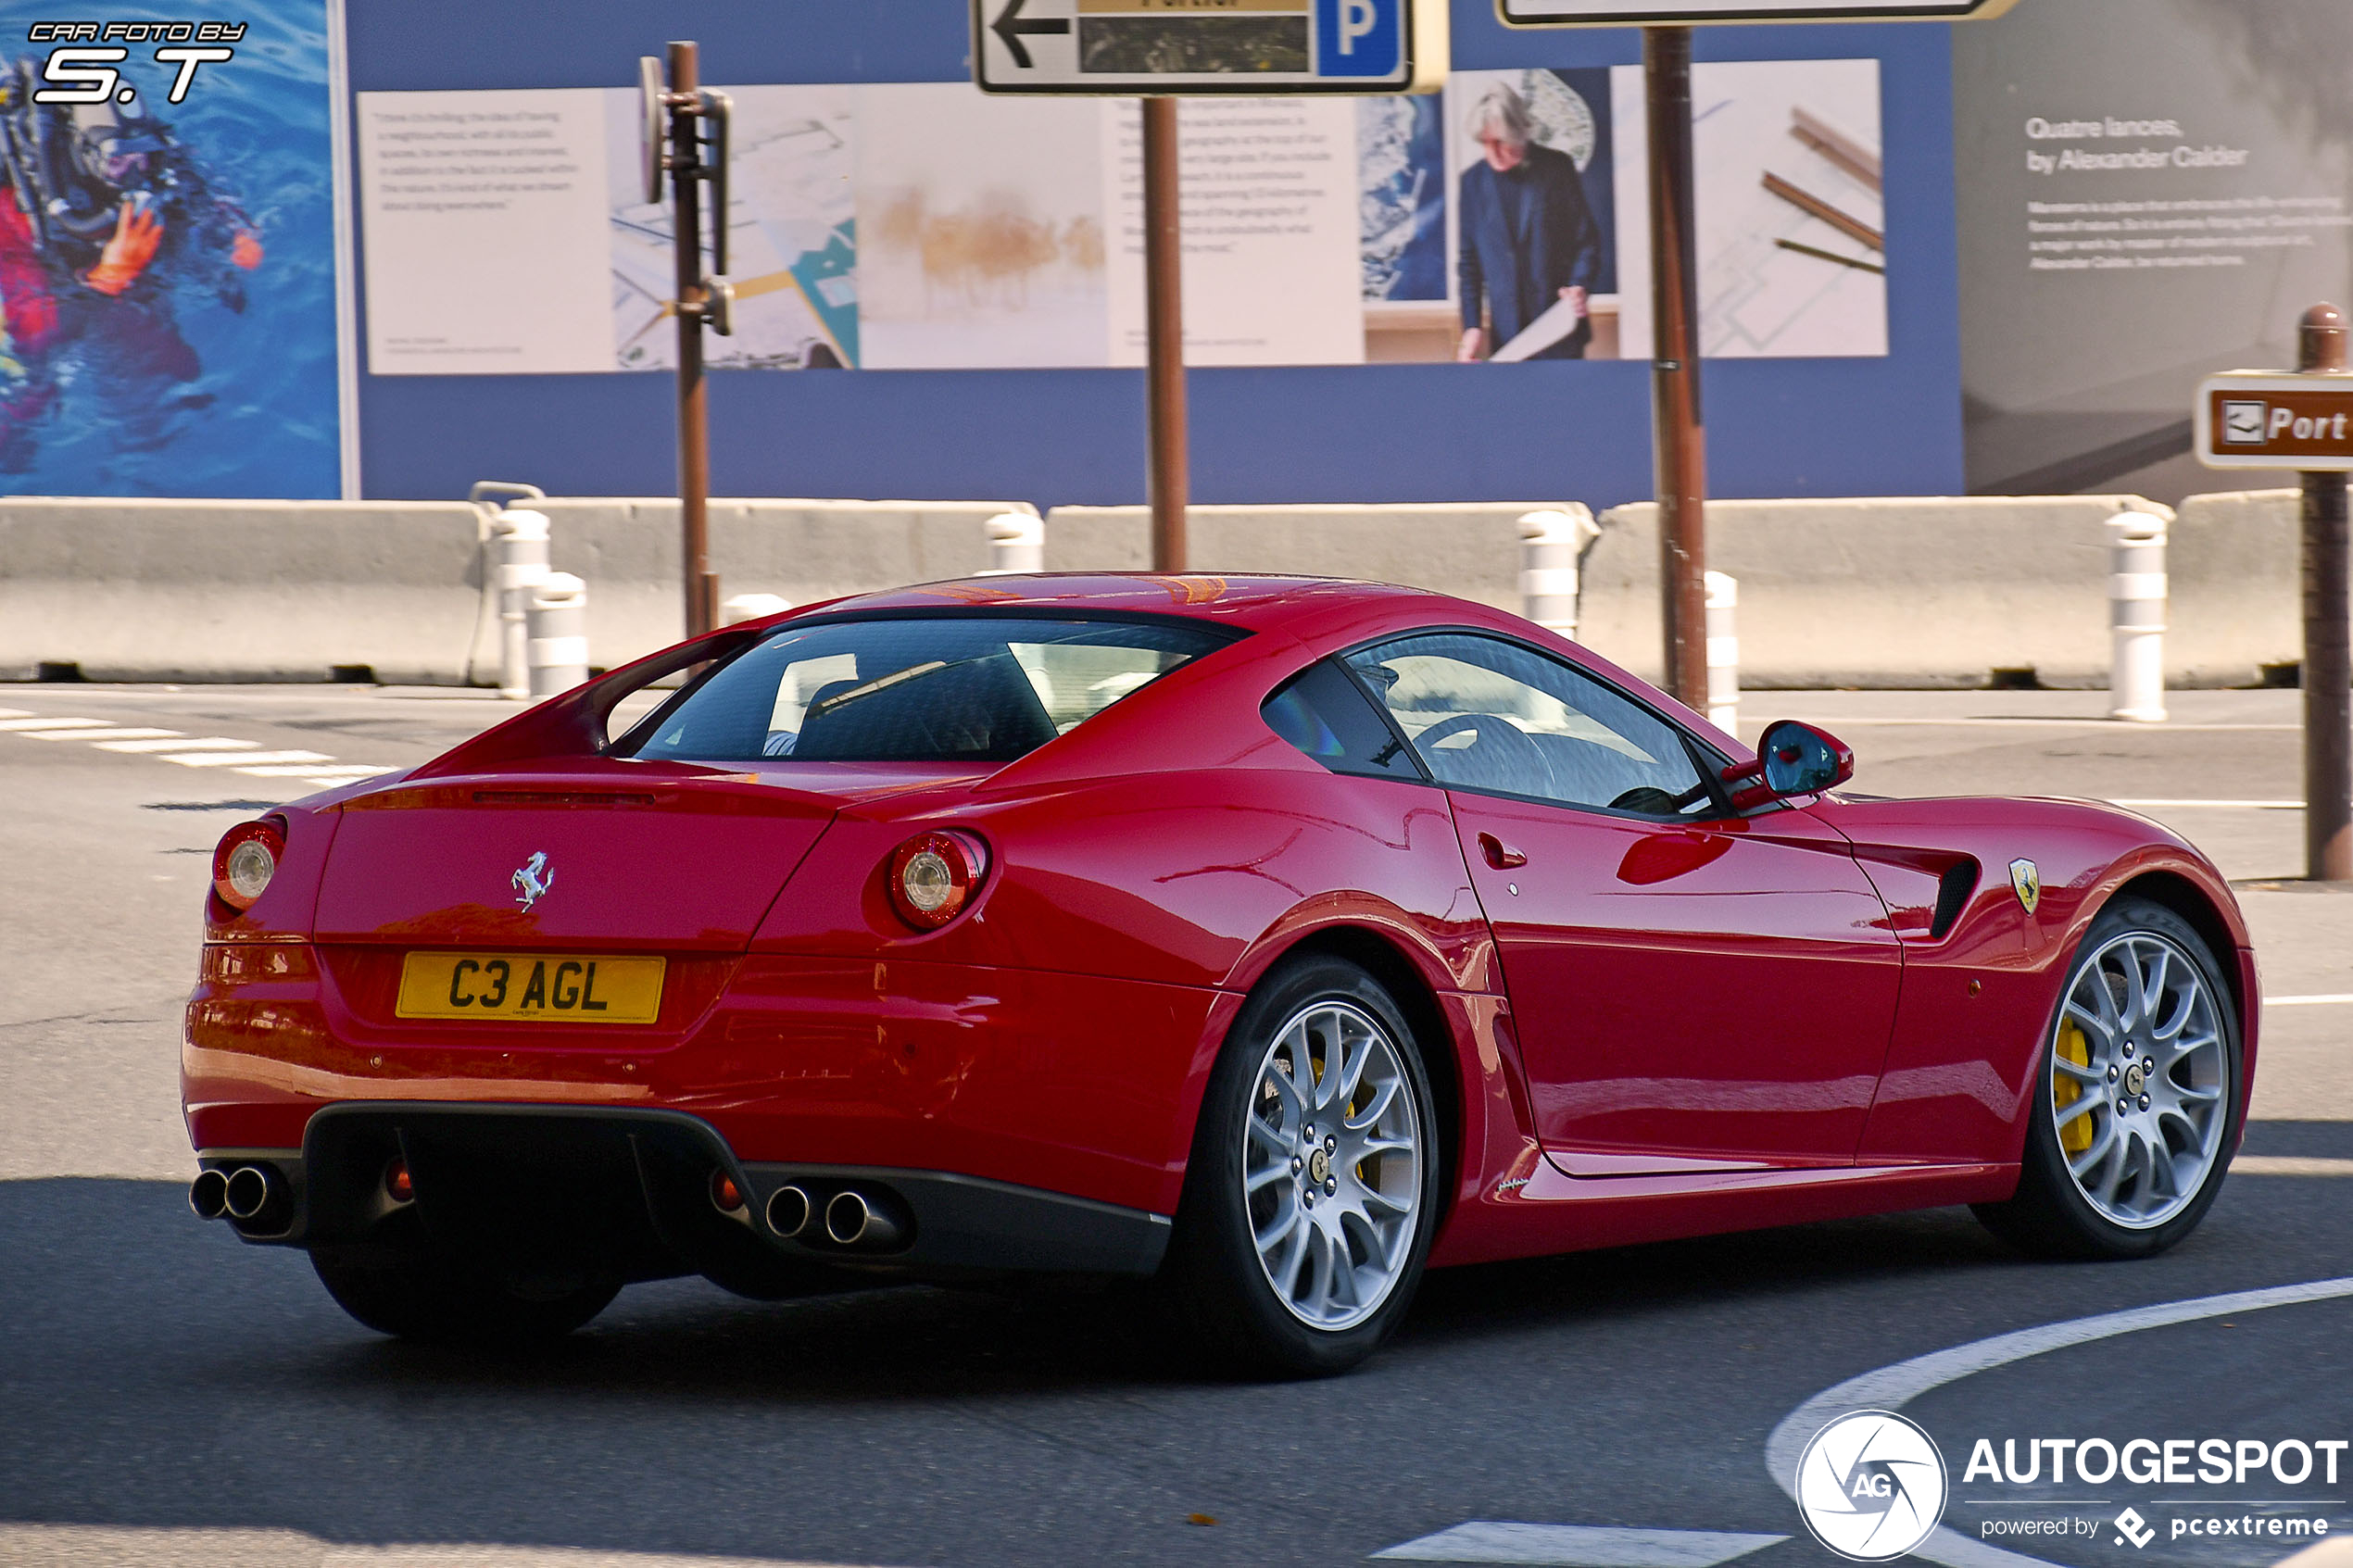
top-left (1343, 633), bottom-right (1901, 1170)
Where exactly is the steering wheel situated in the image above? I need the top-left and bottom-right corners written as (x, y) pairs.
top-left (1415, 712), bottom-right (1554, 795)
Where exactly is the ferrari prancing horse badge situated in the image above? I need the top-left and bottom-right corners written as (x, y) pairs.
top-left (2008, 857), bottom-right (2040, 916)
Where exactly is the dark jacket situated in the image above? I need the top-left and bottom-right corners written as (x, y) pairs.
top-left (1458, 141), bottom-right (1604, 359)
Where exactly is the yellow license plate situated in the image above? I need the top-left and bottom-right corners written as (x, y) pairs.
top-left (396, 952), bottom-right (665, 1024)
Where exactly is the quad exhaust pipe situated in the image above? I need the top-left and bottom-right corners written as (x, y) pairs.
top-left (191, 1164), bottom-right (286, 1227)
top-left (824, 1188), bottom-right (906, 1250)
top-left (223, 1165), bottom-right (279, 1221)
top-left (764, 1184), bottom-right (812, 1239)
top-left (188, 1169), bottom-right (228, 1220)
top-left (763, 1182), bottom-right (908, 1251)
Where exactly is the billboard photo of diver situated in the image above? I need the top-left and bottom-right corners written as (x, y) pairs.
top-left (0, 2), bottom-right (341, 496)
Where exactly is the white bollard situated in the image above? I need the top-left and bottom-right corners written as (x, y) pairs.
top-left (526, 572), bottom-right (590, 698)
top-left (1705, 571), bottom-right (1739, 732)
top-left (491, 508), bottom-right (551, 699)
top-left (721, 593), bottom-right (792, 626)
top-left (981, 511), bottom-right (1045, 575)
top-left (1516, 508), bottom-right (1599, 639)
top-left (2108, 510), bottom-right (2168, 723)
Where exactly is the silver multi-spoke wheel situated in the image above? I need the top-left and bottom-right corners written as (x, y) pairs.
top-left (1242, 1000), bottom-right (1424, 1332)
top-left (2050, 929), bottom-right (2228, 1229)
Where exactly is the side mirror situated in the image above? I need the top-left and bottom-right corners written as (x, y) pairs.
top-left (1722, 720), bottom-right (1854, 809)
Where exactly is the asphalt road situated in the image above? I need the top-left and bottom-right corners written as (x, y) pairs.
top-left (2, 684), bottom-right (2347, 1568)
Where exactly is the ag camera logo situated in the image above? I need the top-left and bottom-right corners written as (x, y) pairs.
top-left (1796, 1410), bottom-right (1950, 1561)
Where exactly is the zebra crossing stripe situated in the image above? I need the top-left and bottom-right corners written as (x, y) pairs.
top-left (159, 750), bottom-right (334, 769)
top-left (20, 728), bottom-right (182, 741)
top-left (94, 737), bottom-right (257, 754)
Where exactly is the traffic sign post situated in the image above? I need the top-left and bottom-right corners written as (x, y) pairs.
top-left (975, 0), bottom-right (1444, 572)
top-left (2195, 305), bottom-right (2353, 881)
top-left (1644, 27), bottom-right (1706, 710)
top-left (640, 44), bottom-right (736, 639)
top-left (1142, 96), bottom-right (1188, 575)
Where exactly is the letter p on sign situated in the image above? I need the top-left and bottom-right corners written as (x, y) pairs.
top-left (1317, 0), bottom-right (1399, 75)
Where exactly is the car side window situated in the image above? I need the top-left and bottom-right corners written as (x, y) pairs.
top-left (1262, 659), bottom-right (1423, 781)
top-left (1343, 633), bottom-right (1716, 818)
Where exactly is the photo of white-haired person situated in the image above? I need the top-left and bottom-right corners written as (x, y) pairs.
top-left (1455, 81), bottom-right (1604, 361)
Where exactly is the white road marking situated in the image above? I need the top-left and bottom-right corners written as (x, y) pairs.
top-left (159, 749), bottom-right (333, 769)
top-left (2268, 994), bottom-right (2353, 1007)
top-left (236, 763), bottom-right (392, 778)
top-left (94, 736), bottom-right (257, 753)
top-left (1765, 1276), bottom-right (2353, 1568)
top-left (3, 713), bottom-right (395, 797)
top-left (1374, 1524), bottom-right (1788, 1566)
top-left (2108, 797), bottom-right (2303, 809)
top-left (2234, 1156), bottom-right (2353, 1176)
top-left (20, 726), bottom-right (182, 741)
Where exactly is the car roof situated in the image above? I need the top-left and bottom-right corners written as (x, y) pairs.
top-left (821, 572), bottom-right (1488, 638)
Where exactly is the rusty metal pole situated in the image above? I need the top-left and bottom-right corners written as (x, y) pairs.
top-left (2301, 302), bottom-right (2351, 881)
top-left (668, 40), bottom-right (717, 639)
top-left (1645, 27), bottom-right (1707, 711)
top-left (1141, 96), bottom-right (1188, 574)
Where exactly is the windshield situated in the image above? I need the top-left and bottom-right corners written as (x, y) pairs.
top-left (628, 615), bottom-right (1239, 764)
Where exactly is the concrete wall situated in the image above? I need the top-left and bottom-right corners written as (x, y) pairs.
top-left (0, 498), bottom-right (486, 684)
top-left (0, 497), bottom-right (1030, 684)
top-left (2170, 489), bottom-right (2300, 689)
top-left (1584, 495), bottom-right (2178, 689)
top-left (0, 490), bottom-right (2306, 689)
top-left (1582, 492), bottom-right (2303, 690)
top-left (1040, 503), bottom-right (1583, 612)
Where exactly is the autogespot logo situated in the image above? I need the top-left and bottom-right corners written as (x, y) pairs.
top-left (1797, 1410), bottom-right (1951, 1562)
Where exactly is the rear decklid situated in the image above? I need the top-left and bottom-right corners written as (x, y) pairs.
top-left (308, 760), bottom-right (987, 1045)
top-left (312, 764), bottom-right (855, 950)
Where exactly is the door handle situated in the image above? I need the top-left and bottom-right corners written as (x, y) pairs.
top-left (1478, 833), bottom-right (1527, 870)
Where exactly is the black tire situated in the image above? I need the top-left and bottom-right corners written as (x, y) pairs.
top-left (310, 1245), bottom-right (619, 1346)
top-left (1162, 956), bottom-right (1444, 1378)
top-left (1973, 897), bottom-right (2243, 1261)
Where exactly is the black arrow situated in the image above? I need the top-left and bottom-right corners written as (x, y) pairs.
top-left (990, 0), bottom-right (1069, 69)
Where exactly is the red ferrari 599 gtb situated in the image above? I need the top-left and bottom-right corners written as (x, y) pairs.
top-left (184, 575), bottom-right (2255, 1373)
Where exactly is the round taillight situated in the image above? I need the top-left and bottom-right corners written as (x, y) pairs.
top-left (886, 832), bottom-right (987, 931)
top-left (211, 819), bottom-right (286, 912)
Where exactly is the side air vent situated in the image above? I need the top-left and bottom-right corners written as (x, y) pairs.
top-left (1931, 859), bottom-right (1980, 939)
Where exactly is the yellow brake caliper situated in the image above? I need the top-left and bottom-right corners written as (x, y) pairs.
top-left (2055, 1021), bottom-right (2094, 1153)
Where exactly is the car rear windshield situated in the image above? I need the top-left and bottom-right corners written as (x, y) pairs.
top-left (628, 614), bottom-right (1239, 765)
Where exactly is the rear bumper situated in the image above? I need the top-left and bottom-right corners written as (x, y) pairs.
top-left (197, 1103), bottom-right (1170, 1288)
top-left (185, 951), bottom-right (1238, 1219)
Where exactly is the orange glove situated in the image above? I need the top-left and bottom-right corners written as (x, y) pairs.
top-left (231, 229), bottom-right (262, 270)
top-left (82, 199), bottom-right (164, 295)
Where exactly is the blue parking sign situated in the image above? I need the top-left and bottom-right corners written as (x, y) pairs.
top-left (1316, 0), bottom-right (1401, 78)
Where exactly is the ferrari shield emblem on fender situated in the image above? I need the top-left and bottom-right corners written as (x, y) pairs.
top-left (2008, 858), bottom-right (2040, 916)
top-left (511, 850), bottom-right (555, 911)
